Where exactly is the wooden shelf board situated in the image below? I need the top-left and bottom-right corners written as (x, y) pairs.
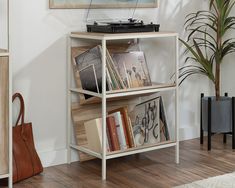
top-left (70, 32), bottom-right (178, 41)
top-left (70, 88), bottom-right (102, 98)
top-left (106, 83), bottom-right (176, 97)
top-left (70, 141), bottom-right (176, 160)
top-left (106, 141), bottom-right (176, 159)
top-left (78, 93), bottom-right (152, 105)
top-left (70, 83), bottom-right (176, 100)
top-left (0, 49), bottom-right (9, 57)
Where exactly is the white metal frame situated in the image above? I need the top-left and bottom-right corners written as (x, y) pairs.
top-left (67, 32), bottom-right (179, 180)
top-left (8, 52), bottom-right (12, 188)
top-left (0, 0), bottom-right (12, 187)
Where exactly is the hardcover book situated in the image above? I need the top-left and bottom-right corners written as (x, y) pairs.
top-left (84, 118), bottom-right (110, 153)
top-left (109, 107), bottom-right (135, 148)
top-left (106, 124), bottom-right (113, 151)
top-left (109, 112), bottom-right (127, 150)
top-left (106, 116), bottom-right (120, 151)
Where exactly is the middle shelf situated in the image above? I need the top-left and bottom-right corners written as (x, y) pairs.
top-left (71, 82), bottom-right (176, 97)
top-left (70, 83), bottom-right (176, 105)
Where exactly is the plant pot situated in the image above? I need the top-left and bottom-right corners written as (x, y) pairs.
top-left (201, 96), bottom-right (232, 133)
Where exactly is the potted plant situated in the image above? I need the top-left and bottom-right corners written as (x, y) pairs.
top-left (179, 0), bottom-right (235, 149)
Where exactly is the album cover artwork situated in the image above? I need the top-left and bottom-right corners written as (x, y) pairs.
top-left (79, 64), bottom-right (99, 99)
top-left (112, 51), bottom-right (152, 88)
top-left (75, 45), bottom-right (109, 97)
top-left (132, 97), bottom-right (160, 146)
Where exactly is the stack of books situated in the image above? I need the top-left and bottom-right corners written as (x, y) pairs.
top-left (84, 106), bottom-right (135, 153)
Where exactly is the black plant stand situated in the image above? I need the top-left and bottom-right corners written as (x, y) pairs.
top-left (200, 93), bottom-right (204, 145)
top-left (200, 93), bottom-right (235, 151)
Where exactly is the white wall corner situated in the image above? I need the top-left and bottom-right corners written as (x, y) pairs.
top-left (38, 148), bottom-right (79, 168)
top-left (179, 125), bottom-right (200, 141)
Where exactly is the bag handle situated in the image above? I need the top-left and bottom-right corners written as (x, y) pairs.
top-left (12, 93), bottom-right (25, 127)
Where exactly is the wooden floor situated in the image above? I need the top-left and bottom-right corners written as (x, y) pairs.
top-left (12, 135), bottom-right (235, 188)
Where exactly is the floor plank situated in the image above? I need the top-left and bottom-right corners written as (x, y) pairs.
top-left (10, 135), bottom-right (235, 188)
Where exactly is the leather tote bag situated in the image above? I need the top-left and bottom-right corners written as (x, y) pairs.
top-left (12, 93), bottom-right (43, 183)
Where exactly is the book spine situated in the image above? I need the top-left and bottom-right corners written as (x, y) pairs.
top-left (108, 107), bottom-right (135, 148)
top-left (106, 134), bottom-right (110, 152)
top-left (106, 117), bottom-right (120, 151)
top-left (123, 108), bottom-right (135, 148)
top-left (106, 126), bottom-right (113, 151)
top-left (107, 59), bottom-right (119, 90)
top-left (97, 119), bottom-right (110, 152)
top-left (121, 115), bottom-right (130, 148)
top-left (96, 120), bottom-right (103, 152)
top-left (106, 49), bottom-right (126, 89)
top-left (106, 68), bottom-right (113, 91)
top-left (113, 112), bottom-right (127, 150)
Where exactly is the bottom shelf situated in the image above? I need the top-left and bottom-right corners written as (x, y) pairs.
top-left (70, 141), bottom-right (176, 160)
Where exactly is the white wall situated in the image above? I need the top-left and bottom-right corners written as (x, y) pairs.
top-left (221, 7), bottom-right (235, 99)
top-left (11, 0), bottom-right (213, 167)
top-left (0, 0), bottom-right (8, 49)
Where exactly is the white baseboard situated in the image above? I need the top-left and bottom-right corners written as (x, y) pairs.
top-left (38, 149), bottom-right (67, 167)
top-left (38, 148), bottom-right (79, 168)
top-left (179, 125), bottom-right (200, 141)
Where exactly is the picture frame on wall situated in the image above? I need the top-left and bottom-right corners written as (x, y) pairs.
top-left (49, 0), bottom-right (158, 9)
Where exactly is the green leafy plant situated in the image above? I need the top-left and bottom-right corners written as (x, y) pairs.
top-left (179, 0), bottom-right (235, 100)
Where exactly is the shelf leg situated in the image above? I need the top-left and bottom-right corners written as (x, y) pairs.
top-left (223, 93), bottom-right (228, 144)
top-left (200, 93), bottom-right (204, 145)
top-left (8, 177), bottom-right (12, 188)
top-left (102, 158), bottom-right (107, 181)
top-left (175, 143), bottom-right (179, 164)
top-left (208, 97), bottom-right (212, 151)
top-left (223, 134), bottom-right (227, 144)
top-left (102, 39), bottom-right (107, 180)
top-left (175, 35), bottom-right (179, 164)
top-left (8, 22), bottom-right (13, 188)
top-left (67, 35), bottom-right (72, 164)
top-left (232, 97), bottom-right (235, 150)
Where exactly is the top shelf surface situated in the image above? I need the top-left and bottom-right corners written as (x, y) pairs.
top-left (70, 32), bottom-right (178, 40)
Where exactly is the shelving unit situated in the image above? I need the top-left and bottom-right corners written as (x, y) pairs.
top-left (0, 0), bottom-right (12, 187)
top-left (67, 32), bottom-right (179, 180)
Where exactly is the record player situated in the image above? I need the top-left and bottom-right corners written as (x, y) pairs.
top-left (87, 18), bottom-right (160, 33)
